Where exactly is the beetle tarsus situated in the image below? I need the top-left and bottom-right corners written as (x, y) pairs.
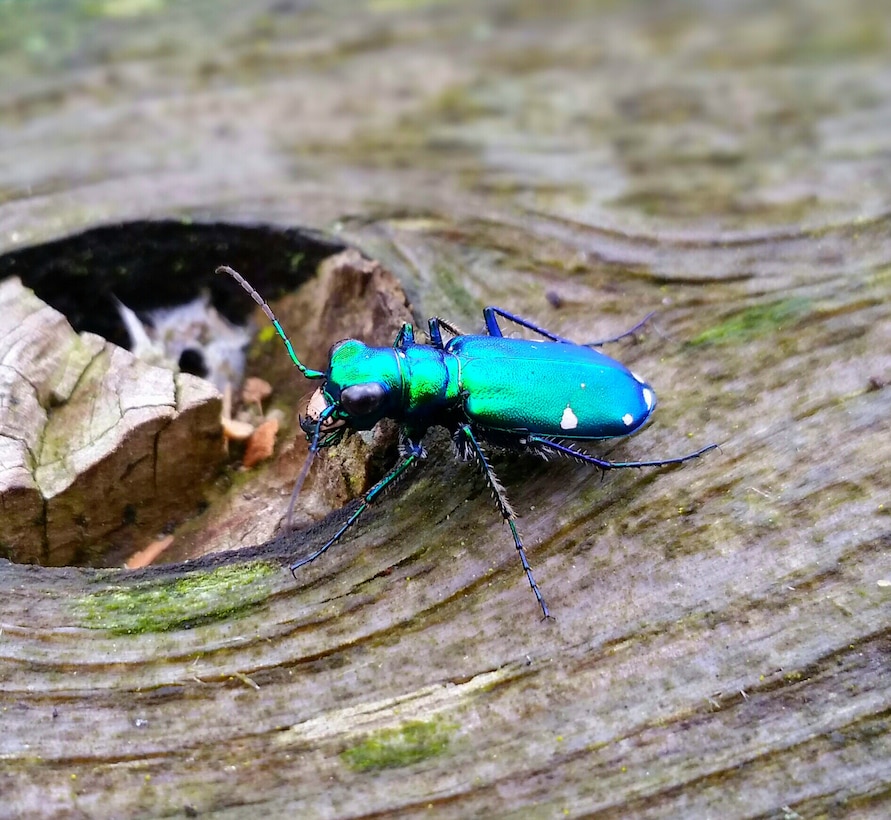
top-left (579, 311), bottom-right (656, 347)
top-left (529, 437), bottom-right (717, 470)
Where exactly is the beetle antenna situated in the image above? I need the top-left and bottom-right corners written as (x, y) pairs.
top-left (284, 447), bottom-right (316, 535)
top-left (216, 265), bottom-right (325, 380)
top-left (283, 404), bottom-right (337, 533)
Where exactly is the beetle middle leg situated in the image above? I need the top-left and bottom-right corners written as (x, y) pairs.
top-left (288, 436), bottom-right (425, 575)
top-left (426, 316), bottom-right (466, 348)
top-left (456, 423), bottom-right (551, 620)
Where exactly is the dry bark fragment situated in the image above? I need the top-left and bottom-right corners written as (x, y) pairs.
top-left (243, 417), bottom-right (279, 468)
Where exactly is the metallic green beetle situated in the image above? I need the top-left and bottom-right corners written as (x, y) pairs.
top-left (218, 265), bottom-right (715, 618)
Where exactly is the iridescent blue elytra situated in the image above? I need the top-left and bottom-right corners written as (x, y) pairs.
top-left (217, 266), bottom-right (715, 619)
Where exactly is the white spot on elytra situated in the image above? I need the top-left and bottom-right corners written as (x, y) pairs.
top-left (579, 382), bottom-right (586, 389)
top-left (622, 413), bottom-right (634, 427)
top-left (642, 387), bottom-right (654, 410)
top-left (560, 406), bottom-right (578, 430)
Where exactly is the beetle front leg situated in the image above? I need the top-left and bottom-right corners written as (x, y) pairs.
top-left (393, 323), bottom-right (415, 349)
top-left (289, 434), bottom-right (425, 574)
top-left (457, 423), bottom-right (552, 620)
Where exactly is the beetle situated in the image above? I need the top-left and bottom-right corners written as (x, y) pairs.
top-left (217, 265), bottom-right (715, 618)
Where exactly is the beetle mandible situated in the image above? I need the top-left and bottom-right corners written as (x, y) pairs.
top-left (217, 265), bottom-right (715, 619)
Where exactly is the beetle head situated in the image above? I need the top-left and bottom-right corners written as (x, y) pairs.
top-left (299, 339), bottom-right (401, 447)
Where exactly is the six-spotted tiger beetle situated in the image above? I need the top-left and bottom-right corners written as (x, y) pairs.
top-left (216, 265), bottom-right (716, 619)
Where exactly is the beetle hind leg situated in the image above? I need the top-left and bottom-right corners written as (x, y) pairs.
top-left (578, 311), bottom-right (655, 348)
top-left (528, 435), bottom-right (718, 471)
top-left (456, 424), bottom-right (551, 620)
top-left (483, 306), bottom-right (572, 343)
top-left (482, 305), bottom-right (655, 348)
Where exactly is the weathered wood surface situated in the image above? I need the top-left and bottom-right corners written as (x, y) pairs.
top-left (0, 277), bottom-right (222, 566)
top-left (1, 1), bottom-right (890, 818)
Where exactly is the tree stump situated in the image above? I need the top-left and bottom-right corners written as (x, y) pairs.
top-left (1, 1), bottom-right (890, 817)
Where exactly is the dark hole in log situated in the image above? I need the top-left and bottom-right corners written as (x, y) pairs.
top-left (178, 347), bottom-right (208, 378)
top-left (0, 220), bottom-right (347, 351)
top-left (0, 220), bottom-right (350, 568)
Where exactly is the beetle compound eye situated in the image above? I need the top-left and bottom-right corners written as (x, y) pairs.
top-left (340, 382), bottom-right (386, 417)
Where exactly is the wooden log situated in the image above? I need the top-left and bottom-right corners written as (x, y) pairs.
top-left (1, 1), bottom-right (890, 818)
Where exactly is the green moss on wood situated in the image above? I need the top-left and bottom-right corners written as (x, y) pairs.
top-left (688, 298), bottom-right (811, 347)
top-left (74, 560), bottom-right (276, 634)
top-left (340, 718), bottom-right (456, 772)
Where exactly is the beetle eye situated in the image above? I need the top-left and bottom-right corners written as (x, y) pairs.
top-left (340, 382), bottom-right (386, 417)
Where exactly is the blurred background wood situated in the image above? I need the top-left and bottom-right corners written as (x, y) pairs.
top-left (1, 1), bottom-right (889, 817)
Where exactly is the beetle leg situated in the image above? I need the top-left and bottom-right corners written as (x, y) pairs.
top-left (289, 434), bottom-right (425, 574)
top-left (483, 305), bottom-right (655, 349)
top-left (483, 306), bottom-right (573, 342)
top-left (578, 311), bottom-right (655, 348)
top-left (393, 323), bottom-right (415, 349)
top-left (528, 436), bottom-right (718, 470)
top-left (457, 424), bottom-right (551, 620)
top-left (427, 316), bottom-right (465, 348)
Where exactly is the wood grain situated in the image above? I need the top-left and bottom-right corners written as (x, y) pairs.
top-left (1, 1), bottom-right (889, 817)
